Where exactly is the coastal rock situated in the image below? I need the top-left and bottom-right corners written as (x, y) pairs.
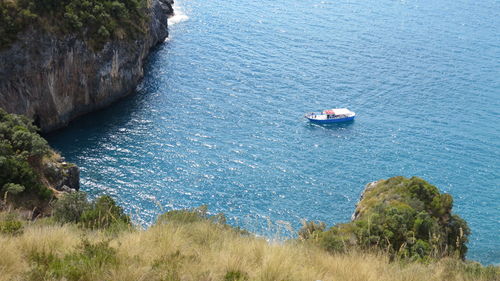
top-left (43, 160), bottom-right (80, 192)
top-left (0, 0), bottom-right (174, 132)
top-left (60, 185), bottom-right (76, 193)
top-left (351, 179), bottom-right (382, 221)
top-left (59, 164), bottom-right (80, 192)
top-left (313, 177), bottom-right (470, 260)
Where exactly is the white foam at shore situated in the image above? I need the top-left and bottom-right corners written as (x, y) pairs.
top-left (168, 2), bottom-right (189, 26)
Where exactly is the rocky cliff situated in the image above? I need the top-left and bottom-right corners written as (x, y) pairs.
top-left (0, 0), bottom-right (173, 132)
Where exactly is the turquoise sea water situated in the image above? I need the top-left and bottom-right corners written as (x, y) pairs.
top-left (47, 0), bottom-right (499, 264)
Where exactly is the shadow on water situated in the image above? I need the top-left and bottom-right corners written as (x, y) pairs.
top-left (44, 95), bottom-right (144, 154)
top-left (44, 44), bottom-right (169, 151)
top-left (304, 120), bottom-right (356, 132)
top-left (300, 121), bottom-right (358, 142)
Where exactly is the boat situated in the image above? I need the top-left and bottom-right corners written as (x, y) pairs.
top-left (304, 108), bottom-right (356, 124)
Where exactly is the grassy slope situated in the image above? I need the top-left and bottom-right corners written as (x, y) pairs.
top-left (1, 215), bottom-right (498, 281)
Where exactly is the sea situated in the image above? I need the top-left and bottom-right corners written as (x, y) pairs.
top-left (46, 0), bottom-right (500, 264)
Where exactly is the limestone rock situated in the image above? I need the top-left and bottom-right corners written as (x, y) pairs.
top-left (0, 0), bottom-right (174, 132)
top-left (43, 159), bottom-right (80, 192)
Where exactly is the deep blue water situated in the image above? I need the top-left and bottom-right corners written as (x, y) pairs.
top-left (47, 0), bottom-right (499, 264)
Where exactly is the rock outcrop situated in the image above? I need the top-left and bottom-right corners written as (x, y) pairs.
top-left (0, 0), bottom-right (173, 132)
top-left (308, 177), bottom-right (470, 260)
top-left (43, 159), bottom-right (80, 192)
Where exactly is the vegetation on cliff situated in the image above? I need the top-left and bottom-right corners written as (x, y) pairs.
top-left (0, 108), bottom-right (80, 213)
top-left (0, 108), bottom-right (53, 210)
top-left (0, 0), bottom-right (151, 49)
top-left (299, 176), bottom-right (470, 262)
top-left (0, 204), bottom-right (498, 281)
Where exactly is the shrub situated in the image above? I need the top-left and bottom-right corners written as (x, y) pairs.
top-left (157, 205), bottom-right (210, 225)
top-left (53, 191), bottom-right (90, 223)
top-left (0, 220), bottom-right (23, 235)
top-left (79, 195), bottom-right (131, 229)
top-left (2, 183), bottom-right (25, 204)
top-left (224, 270), bottom-right (249, 281)
top-left (0, 213), bottom-right (23, 235)
top-left (53, 192), bottom-right (130, 230)
top-left (157, 205), bottom-right (231, 226)
top-left (156, 205), bottom-right (250, 236)
top-left (11, 129), bottom-right (49, 159)
top-left (298, 220), bottom-right (325, 240)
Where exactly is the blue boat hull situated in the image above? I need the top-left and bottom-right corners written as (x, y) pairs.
top-left (306, 116), bottom-right (355, 124)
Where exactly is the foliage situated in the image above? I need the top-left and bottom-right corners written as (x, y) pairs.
top-left (53, 192), bottom-right (130, 230)
top-left (0, 213), bottom-right (23, 235)
top-left (29, 239), bottom-right (117, 281)
top-left (301, 177), bottom-right (471, 261)
top-left (156, 205), bottom-right (250, 236)
top-left (0, 0), bottom-right (148, 49)
top-left (298, 220), bottom-right (325, 240)
top-left (0, 0), bottom-right (37, 48)
top-left (53, 191), bottom-right (89, 223)
top-left (2, 183), bottom-right (25, 203)
top-left (157, 205), bottom-right (227, 225)
top-left (224, 270), bottom-right (249, 281)
top-left (0, 108), bottom-right (52, 208)
top-left (79, 195), bottom-right (131, 229)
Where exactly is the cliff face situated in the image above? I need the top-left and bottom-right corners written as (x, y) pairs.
top-left (0, 0), bottom-right (173, 132)
top-left (43, 158), bottom-right (80, 193)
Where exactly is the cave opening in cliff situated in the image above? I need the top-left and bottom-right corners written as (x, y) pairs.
top-left (33, 115), bottom-right (41, 129)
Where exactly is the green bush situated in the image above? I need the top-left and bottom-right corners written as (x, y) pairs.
top-left (439, 259), bottom-right (500, 281)
top-left (0, 213), bottom-right (23, 235)
top-left (157, 205), bottom-right (230, 226)
top-left (52, 192), bottom-right (130, 230)
top-left (157, 205), bottom-right (211, 225)
top-left (2, 182), bottom-right (25, 204)
top-left (224, 270), bottom-right (249, 281)
top-left (156, 205), bottom-right (250, 236)
top-left (0, 0), bottom-right (37, 48)
top-left (298, 220), bottom-right (325, 240)
top-left (79, 195), bottom-right (131, 229)
top-left (53, 191), bottom-right (90, 223)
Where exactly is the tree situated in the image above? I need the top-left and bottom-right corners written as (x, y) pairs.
top-left (2, 183), bottom-right (25, 204)
top-left (53, 191), bottom-right (90, 223)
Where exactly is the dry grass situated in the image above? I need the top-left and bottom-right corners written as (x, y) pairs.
top-left (0, 217), bottom-right (498, 281)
